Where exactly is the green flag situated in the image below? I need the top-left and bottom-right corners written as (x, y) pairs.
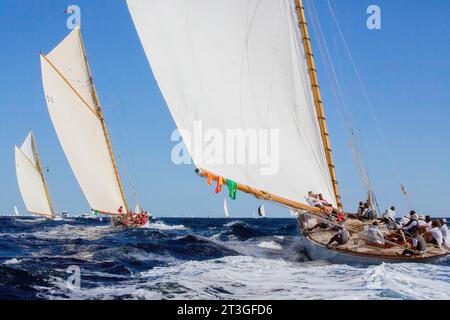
top-left (227, 180), bottom-right (237, 200)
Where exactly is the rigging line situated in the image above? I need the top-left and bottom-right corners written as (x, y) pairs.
top-left (325, 0), bottom-right (412, 206)
top-left (305, 0), bottom-right (374, 195)
top-left (93, 59), bottom-right (140, 208)
top-left (106, 107), bottom-right (141, 207)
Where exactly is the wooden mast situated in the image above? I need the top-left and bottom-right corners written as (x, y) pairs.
top-left (31, 133), bottom-right (54, 216)
top-left (76, 28), bottom-right (129, 213)
top-left (295, 0), bottom-right (342, 209)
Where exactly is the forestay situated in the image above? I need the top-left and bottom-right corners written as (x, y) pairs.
top-left (128, 0), bottom-right (336, 206)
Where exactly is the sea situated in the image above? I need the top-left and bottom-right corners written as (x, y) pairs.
top-left (0, 217), bottom-right (449, 300)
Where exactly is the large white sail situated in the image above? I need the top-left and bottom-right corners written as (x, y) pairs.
top-left (127, 0), bottom-right (336, 207)
top-left (40, 28), bottom-right (127, 214)
top-left (15, 132), bottom-right (53, 217)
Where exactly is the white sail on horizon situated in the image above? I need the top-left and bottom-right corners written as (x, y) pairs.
top-left (14, 206), bottom-right (20, 217)
top-left (40, 28), bottom-right (128, 214)
top-left (223, 198), bottom-right (230, 218)
top-left (15, 132), bottom-right (53, 217)
top-left (127, 0), bottom-right (336, 207)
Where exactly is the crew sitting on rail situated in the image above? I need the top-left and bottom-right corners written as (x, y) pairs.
top-left (440, 218), bottom-right (449, 248)
top-left (361, 203), bottom-right (374, 220)
top-left (381, 206), bottom-right (396, 224)
top-left (345, 201), bottom-right (364, 220)
top-left (425, 220), bottom-right (444, 249)
top-left (400, 211), bottom-right (419, 237)
top-left (418, 215), bottom-right (427, 228)
top-left (326, 225), bottom-right (350, 249)
top-left (424, 215), bottom-right (433, 231)
top-left (401, 227), bottom-right (427, 256)
top-left (307, 191), bottom-right (320, 206)
top-left (367, 221), bottom-right (385, 245)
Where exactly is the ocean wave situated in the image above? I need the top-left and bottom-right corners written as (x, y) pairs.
top-left (2, 258), bottom-right (22, 265)
top-left (146, 221), bottom-right (187, 231)
top-left (1, 217), bottom-right (449, 300)
top-left (257, 241), bottom-right (282, 250)
top-left (33, 256), bottom-right (450, 300)
top-left (136, 257), bottom-right (450, 300)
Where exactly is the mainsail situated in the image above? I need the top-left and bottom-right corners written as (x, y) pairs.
top-left (15, 132), bottom-right (53, 217)
top-left (128, 0), bottom-right (338, 209)
top-left (40, 28), bottom-right (128, 214)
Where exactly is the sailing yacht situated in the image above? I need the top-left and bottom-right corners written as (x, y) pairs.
top-left (127, 0), bottom-right (448, 263)
top-left (15, 132), bottom-right (54, 219)
top-left (257, 205), bottom-right (267, 219)
top-left (39, 28), bottom-right (148, 228)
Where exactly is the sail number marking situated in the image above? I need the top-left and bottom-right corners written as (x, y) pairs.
top-left (46, 95), bottom-right (55, 104)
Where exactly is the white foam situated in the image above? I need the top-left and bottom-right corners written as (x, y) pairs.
top-left (33, 255), bottom-right (450, 300)
top-left (224, 220), bottom-right (248, 228)
top-left (3, 258), bottom-right (21, 265)
top-left (146, 221), bottom-right (187, 231)
top-left (257, 241), bottom-right (282, 250)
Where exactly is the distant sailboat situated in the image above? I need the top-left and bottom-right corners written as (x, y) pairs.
top-left (257, 205), bottom-right (266, 218)
top-left (128, 0), bottom-right (448, 263)
top-left (223, 198), bottom-right (230, 218)
top-left (13, 206), bottom-right (20, 217)
top-left (40, 28), bottom-right (148, 228)
top-left (15, 132), bottom-right (54, 218)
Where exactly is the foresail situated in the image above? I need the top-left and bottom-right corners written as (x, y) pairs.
top-left (15, 135), bottom-right (53, 217)
top-left (128, 0), bottom-right (336, 207)
top-left (40, 29), bottom-right (127, 214)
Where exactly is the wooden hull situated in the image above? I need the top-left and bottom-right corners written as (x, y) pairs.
top-left (112, 215), bottom-right (151, 228)
top-left (296, 216), bottom-right (449, 265)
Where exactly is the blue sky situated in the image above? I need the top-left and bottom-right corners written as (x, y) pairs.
top-left (0, 0), bottom-right (449, 217)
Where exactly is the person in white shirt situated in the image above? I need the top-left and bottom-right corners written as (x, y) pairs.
top-left (307, 191), bottom-right (321, 207)
top-left (367, 221), bottom-right (385, 245)
top-left (399, 215), bottom-right (410, 228)
top-left (382, 206), bottom-right (396, 224)
top-left (418, 215), bottom-right (427, 228)
top-left (427, 220), bottom-right (443, 249)
top-left (440, 218), bottom-right (448, 247)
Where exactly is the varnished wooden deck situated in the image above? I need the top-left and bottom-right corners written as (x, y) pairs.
top-left (303, 216), bottom-right (449, 261)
